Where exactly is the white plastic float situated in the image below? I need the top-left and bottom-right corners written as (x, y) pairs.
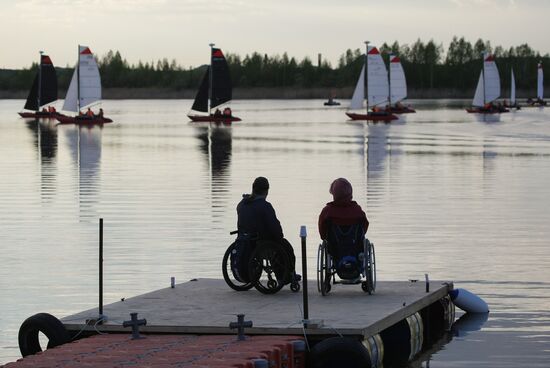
top-left (449, 288), bottom-right (489, 313)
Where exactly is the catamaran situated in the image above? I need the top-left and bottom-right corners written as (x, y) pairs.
top-left (387, 54), bottom-right (415, 114)
top-left (56, 45), bottom-right (112, 124)
top-left (18, 52), bottom-right (59, 119)
top-left (346, 42), bottom-right (398, 121)
top-left (528, 62), bottom-right (546, 106)
top-left (466, 53), bottom-right (508, 114)
top-left (188, 44), bottom-right (241, 122)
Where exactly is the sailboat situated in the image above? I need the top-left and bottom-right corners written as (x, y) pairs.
top-left (466, 53), bottom-right (508, 114)
top-left (18, 52), bottom-right (59, 119)
top-left (528, 62), bottom-right (547, 106)
top-left (346, 42), bottom-right (398, 121)
top-left (188, 44), bottom-right (241, 122)
top-left (506, 68), bottom-right (520, 110)
top-left (387, 54), bottom-right (415, 114)
top-left (56, 45), bottom-right (113, 124)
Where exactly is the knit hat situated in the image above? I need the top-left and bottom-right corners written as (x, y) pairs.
top-left (329, 178), bottom-right (353, 201)
top-left (252, 176), bottom-right (270, 194)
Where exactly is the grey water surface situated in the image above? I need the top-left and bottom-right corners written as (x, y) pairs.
top-left (1, 99), bottom-right (549, 366)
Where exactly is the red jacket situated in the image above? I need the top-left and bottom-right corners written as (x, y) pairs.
top-left (318, 200), bottom-right (369, 240)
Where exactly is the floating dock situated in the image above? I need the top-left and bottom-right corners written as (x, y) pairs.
top-left (8, 279), bottom-right (456, 368)
top-left (63, 278), bottom-right (452, 337)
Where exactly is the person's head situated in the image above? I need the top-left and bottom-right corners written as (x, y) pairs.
top-left (252, 176), bottom-right (270, 196)
top-left (329, 178), bottom-right (353, 202)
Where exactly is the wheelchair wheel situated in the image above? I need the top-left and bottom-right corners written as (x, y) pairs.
top-left (317, 242), bottom-right (331, 296)
top-left (248, 241), bottom-right (289, 294)
top-left (222, 242), bottom-right (254, 291)
top-left (363, 240), bottom-right (376, 294)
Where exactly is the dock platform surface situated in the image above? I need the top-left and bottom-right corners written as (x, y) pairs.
top-left (62, 279), bottom-right (452, 338)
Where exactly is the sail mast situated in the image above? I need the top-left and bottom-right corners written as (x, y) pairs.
top-left (208, 43), bottom-right (215, 116)
top-left (388, 53), bottom-right (392, 107)
top-left (37, 51), bottom-right (43, 110)
top-left (482, 52), bottom-right (487, 105)
top-left (365, 41), bottom-right (369, 115)
top-left (77, 45), bottom-right (81, 113)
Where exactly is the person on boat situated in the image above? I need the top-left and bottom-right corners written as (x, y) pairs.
top-left (372, 106), bottom-right (381, 113)
top-left (98, 108), bottom-right (104, 118)
top-left (318, 178), bottom-right (369, 257)
top-left (223, 107), bottom-right (232, 117)
top-left (86, 108), bottom-right (94, 117)
top-left (214, 108), bottom-right (222, 117)
top-left (42, 107), bottom-right (47, 113)
top-left (236, 176), bottom-right (299, 283)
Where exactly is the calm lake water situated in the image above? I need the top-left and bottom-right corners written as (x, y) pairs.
top-left (1, 99), bottom-right (550, 366)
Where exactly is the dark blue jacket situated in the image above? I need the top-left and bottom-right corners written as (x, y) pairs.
top-left (237, 194), bottom-right (284, 240)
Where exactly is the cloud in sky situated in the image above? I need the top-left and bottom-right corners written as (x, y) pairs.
top-left (1, 0), bottom-right (549, 68)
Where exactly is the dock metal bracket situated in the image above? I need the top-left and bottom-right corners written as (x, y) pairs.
top-left (123, 312), bottom-right (147, 339)
top-left (229, 314), bottom-right (252, 340)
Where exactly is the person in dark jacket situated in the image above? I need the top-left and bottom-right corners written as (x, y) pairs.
top-left (237, 177), bottom-right (298, 282)
top-left (318, 178), bottom-right (369, 242)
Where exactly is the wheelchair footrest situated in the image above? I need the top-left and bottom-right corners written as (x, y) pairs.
top-left (336, 278), bottom-right (362, 285)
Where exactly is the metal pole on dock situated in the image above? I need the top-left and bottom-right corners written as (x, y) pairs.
top-left (99, 218), bottom-right (103, 318)
top-left (300, 226), bottom-right (309, 322)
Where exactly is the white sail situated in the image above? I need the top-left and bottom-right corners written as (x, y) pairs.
top-left (472, 72), bottom-right (484, 107)
top-left (349, 64), bottom-right (365, 110)
top-left (537, 63), bottom-right (543, 99)
top-left (62, 67), bottom-right (79, 112)
top-left (367, 46), bottom-right (389, 107)
top-left (510, 69), bottom-right (516, 105)
top-left (78, 46), bottom-right (102, 109)
top-left (483, 54), bottom-right (500, 104)
top-left (389, 55), bottom-right (407, 104)
top-left (61, 46), bottom-right (102, 112)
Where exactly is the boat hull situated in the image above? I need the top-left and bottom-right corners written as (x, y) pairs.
top-left (19, 111), bottom-right (61, 119)
top-left (466, 107), bottom-right (509, 114)
top-left (188, 115), bottom-right (241, 123)
top-left (346, 112), bottom-right (398, 121)
top-left (56, 115), bottom-right (113, 125)
top-left (324, 101), bottom-right (341, 106)
top-left (388, 106), bottom-right (416, 114)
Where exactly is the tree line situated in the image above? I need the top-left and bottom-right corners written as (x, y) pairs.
top-left (1, 37), bottom-right (548, 93)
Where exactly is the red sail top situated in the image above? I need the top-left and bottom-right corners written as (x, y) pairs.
top-left (484, 54), bottom-right (495, 62)
top-left (390, 56), bottom-right (400, 63)
top-left (212, 49), bottom-right (224, 58)
top-left (80, 47), bottom-right (92, 55)
top-left (368, 47), bottom-right (380, 55)
top-left (41, 55), bottom-right (53, 65)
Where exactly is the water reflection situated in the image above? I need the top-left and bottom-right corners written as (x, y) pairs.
top-left (65, 125), bottom-right (102, 219)
top-left (194, 123), bottom-right (232, 222)
top-left (26, 120), bottom-right (58, 200)
top-left (365, 123), bottom-right (392, 177)
top-left (474, 113), bottom-right (501, 124)
top-left (408, 313), bottom-right (489, 367)
top-left (451, 312), bottom-right (489, 338)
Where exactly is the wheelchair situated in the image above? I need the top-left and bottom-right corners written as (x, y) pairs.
top-left (222, 231), bottom-right (301, 294)
top-left (316, 224), bottom-right (376, 296)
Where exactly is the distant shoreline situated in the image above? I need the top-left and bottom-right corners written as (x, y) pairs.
top-left (0, 87), bottom-right (540, 100)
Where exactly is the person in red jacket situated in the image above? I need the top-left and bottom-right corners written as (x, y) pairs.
top-left (318, 178), bottom-right (369, 242)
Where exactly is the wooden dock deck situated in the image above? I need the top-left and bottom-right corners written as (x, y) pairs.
top-left (62, 278), bottom-right (453, 338)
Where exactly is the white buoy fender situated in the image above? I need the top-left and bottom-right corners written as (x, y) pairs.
top-left (449, 288), bottom-right (489, 313)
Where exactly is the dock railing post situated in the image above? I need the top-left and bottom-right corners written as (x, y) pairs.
top-left (99, 218), bottom-right (104, 320)
top-left (300, 226), bottom-right (309, 324)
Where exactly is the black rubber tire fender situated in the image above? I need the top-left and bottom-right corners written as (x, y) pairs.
top-left (18, 313), bottom-right (70, 357)
top-left (308, 337), bottom-right (371, 368)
